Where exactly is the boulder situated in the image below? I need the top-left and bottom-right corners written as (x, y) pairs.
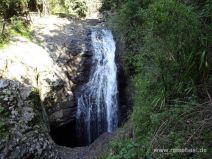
top-left (0, 79), bottom-right (59, 159)
top-left (0, 37), bottom-right (76, 128)
top-left (0, 16), bottom-right (102, 129)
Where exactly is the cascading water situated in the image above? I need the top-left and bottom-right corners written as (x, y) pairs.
top-left (76, 29), bottom-right (118, 145)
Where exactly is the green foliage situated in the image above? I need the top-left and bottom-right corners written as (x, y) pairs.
top-left (0, 0), bottom-right (28, 19)
top-left (0, 0), bottom-right (33, 46)
top-left (0, 16), bottom-right (32, 47)
top-left (141, 0), bottom-right (203, 97)
top-left (101, 0), bottom-right (126, 11)
top-left (9, 17), bottom-right (32, 39)
top-left (48, 0), bottom-right (88, 17)
top-left (0, 22), bottom-right (9, 48)
top-left (105, 140), bottom-right (142, 159)
top-left (102, 0), bottom-right (212, 158)
top-left (69, 0), bottom-right (88, 17)
top-left (0, 0), bottom-right (89, 46)
top-left (29, 87), bottom-right (41, 107)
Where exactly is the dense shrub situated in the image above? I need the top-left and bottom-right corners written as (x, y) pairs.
top-left (0, 0), bottom-right (28, 19)
top-left (48, 0), bottom-right (88, 17)
top-left (0, 16), bottom-right (32, 48)
top-left (0, 0), bottom-right (88, 46)
top-left (102, 0), bottom-right (212, 158)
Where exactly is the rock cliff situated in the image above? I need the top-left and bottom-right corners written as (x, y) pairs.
top-left (0, 16), bottom-right (102, 128)
top-left (0, 79), bottom-right (59, 159)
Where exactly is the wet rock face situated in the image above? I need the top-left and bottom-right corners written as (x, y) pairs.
top-left (0, 80), bottom-right (59, 159)
top-left (42, 24), bottom-right (94, 128)
top-left (0, 17), bottom-right (107, 133)
top-left (0, 17), bottom-right (98, 128)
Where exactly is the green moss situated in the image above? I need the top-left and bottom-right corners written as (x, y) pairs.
top-left (29, 88), bottom-right (41, 108)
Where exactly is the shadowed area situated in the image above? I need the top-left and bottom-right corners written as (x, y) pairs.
top-left (50, 121), bottom-right (78, 147)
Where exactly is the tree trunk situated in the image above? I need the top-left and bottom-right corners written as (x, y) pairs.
top-left (42, 0), bottom-right (49, 15)
top-left (1, 20), bottom-right (6, 35)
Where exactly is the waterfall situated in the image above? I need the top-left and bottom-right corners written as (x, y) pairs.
top-left (76, 29), bottom-right (118, 145)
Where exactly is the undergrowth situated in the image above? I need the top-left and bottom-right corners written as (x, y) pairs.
top-left (48, 0), bottom-right (88, 18)
top-left (101, 0), bottom-right (212, 158)
top-left (0, 17), bottom-right (32, 49)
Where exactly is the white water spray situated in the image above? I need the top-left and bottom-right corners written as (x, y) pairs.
top-left (76, 29), bottom-right (118, 144)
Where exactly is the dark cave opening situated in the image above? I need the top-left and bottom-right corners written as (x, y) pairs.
top-left (50, 121), bottom-right (78, 147)
top-left (49, 68), bottom-right (130, 148)
top-left (49, 67), bottom-right (130, 148)
top-left (117, 65), bottom-right (130, 126)
top-left (50, 43), bottom-right (130, 148)
top-left (50, 120), bottom-right (100, 147)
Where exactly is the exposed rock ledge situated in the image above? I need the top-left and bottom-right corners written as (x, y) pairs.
top-left (0, 80), bottom-right (121, 159)
top-left (0, 15), bottom-right (115, 159)
top-left (0, 79), bottom-right (119, 159)
top-left (0, 16), bottom-right (104, 127)
top-left (0, 79), bottom-right (59, 159)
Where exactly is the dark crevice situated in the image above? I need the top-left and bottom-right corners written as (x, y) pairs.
top-left (50, 35), bottom-right (129, 148)
top-left (50, 121), bottom-right (78, 147)
top-left (49, 66), bottom-right (129, 148)
top-left (115, 39), bottom-right (132, 126)
top-left (117, 64), bottom-right (130, 126)
top-left (50, 119), bottom-right (101, 147)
